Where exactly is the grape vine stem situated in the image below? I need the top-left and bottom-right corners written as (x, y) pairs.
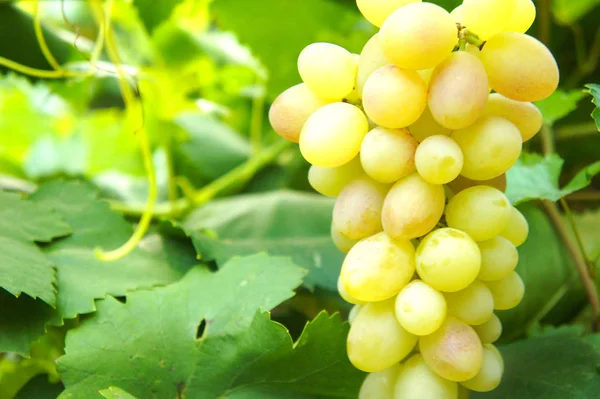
top-left (540, 124), bottom-right (600, 331)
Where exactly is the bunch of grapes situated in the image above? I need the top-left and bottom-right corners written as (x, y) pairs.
top-left (269, 0), bottom-right (558, 397)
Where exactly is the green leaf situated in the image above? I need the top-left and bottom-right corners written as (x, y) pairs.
top-left (472, 331), bottom-right (600, 398)
top-left (496, 204), bottom-right (581, 341)
top-left (182, 191), bottom-right (343, 291)
top-left (57, 253), bottom-right (323, 398)
top-left (552, 0), bottom-right (600, 25)
top-left (132, 0), bottom-right (183, 33)
top-left (535, 90), bottom-right (587, 126)
top-left (211, 0), bottom-right (375, 97)
top-left (14, 375), bottom-right (63, 399)
top-left (506, 153), bottom-right (600, 205)
top-left (99, 387), bottom-right (138, 399)
top-left (186, 311), bottom-right (364, 398)
top-left (173, 113), bottom-right (250, 185)
top-left (30, 181), bottom-right (194, 322)
top-left (0, 290), bottom-right (56, 356)
top-left (585, 84), bottom-right (600, 131)
top-left (0, 191), bottom-right (71, 306)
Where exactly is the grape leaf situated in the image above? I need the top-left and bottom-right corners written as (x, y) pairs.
top-left (211, 0), bottom-right (375, 97)
top-left (29, 181), bottom-right (194, 322)
top-left (552, 0), bottom-right (600, 25)
top-left (535, 90), bottom-right (587, 126)
top-left (14, 375), bottom-right (63, 399)
top-left (0, 290), bottom-right (57, 356)
top-left (472, 331), bottom-right (600, 399)
top-left (585, 84), bottom-right (600, 132)
top-left (99, 387), bottom-right (138, 399)
top-left (57, 253), bottom-right (337, 398)
top-left (496, 204), bottom-right (582, 342)
top-left (0, 191), bottom-right (71, 307)
top-left (506, 153), bottom-right (600, 205)
top-left (182, 191), bottom-right (343, 291)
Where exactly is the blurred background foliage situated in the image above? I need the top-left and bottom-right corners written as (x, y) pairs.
top-left (0, 0), bottom-right (600, 397)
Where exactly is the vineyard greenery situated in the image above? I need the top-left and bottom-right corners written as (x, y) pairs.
top-left (0, 0), bottom-right (599, 398)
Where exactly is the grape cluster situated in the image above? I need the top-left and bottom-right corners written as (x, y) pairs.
top-left (269, 0), bottom-right (557, 397)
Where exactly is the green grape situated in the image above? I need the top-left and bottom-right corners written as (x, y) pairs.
top-left (428, 52), bottom-right (489, 130)
top-left (485, 271), bottom-right (525, 310)
top-left (477, 237), bottom-right (519, 281)
top-left (451, 116), bottom-right (522, 181)
top-left (408, 106), bottom-right (452, 143)
top-left (462, 0), bottom-right (517, 40)
top-left (484, 93), bottom-right (543, 142)
top-left (445, 280), bottom-right (494, 325)
top-left (416, 228), bottom-right (481, 292)
top-left (340, 232), bottom-right (415, 302)
top-left (445, 186), bottom-right (511, 242)
top-left (363, 65), bottom-right (427, 128)
top-left (380, 2), bottom-right (457, 70)
top-left (361, 127), bottom-right (418, 183)
top-left (298, 42), bottom-right (357, 100)
top-left (308, 156), bottom-right (364, 197)
top-left (300, 102), bottom-right (369, 168)
top-left (348, 299), bottom-right (417, 372)
top-left (450, 5), bottom-right (463, 23)
top-left (331, 223), bottom-right (361, 254)
top-left (447, 174), bottom-right (507, 195)
top-left (382, 173), bottom-right (445, 240)
top-left (394, 354), bottom-right (458, 399)
top-left (348, 304), bottom-right (363, 326)
top-left (504, 0), bottom-right (535, 34)
top-left (338, 277), bottom-right (366, 305)
top-left (420, 316), bottom-right (484, 382)
top-left (332, 177), bottom-right (388, 240)
top-left (395, 280), bottom-right (447, 336)
top-left (268, 83), bottom-right (330, 143)
top-left (359, 364), bottom-right (400, 399)
top-left (481, 33), bottom-right (559, 102)
top-left (473, 314), bottom-right (502, 344)
top-left (499, 207), bottom-right (529, 247)
top-left (461, 345), bottom-right (504, 392)
top-left (415, 135), bottom-right (464, 185)
top-left (356, 0), bottom-right (422, 27)
top-left (356, 34), bottom-right (391, 97)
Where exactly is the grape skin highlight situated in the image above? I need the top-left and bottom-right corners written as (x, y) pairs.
top-left (332, 177), bottom-right (388, 240)
top-left (356, 0), bottom-right (422, 28)
top-left (382, 173), bottom-right (446, 240)
top-left (420, 316), bottom-right (484, 382)
top-left (415, 135), bottom-right (464, 185)
top-left (445, 186), bottom-right (512, 242)
top-left (300, 102), bottom-right (369, 168)
top-left (395, 280), bottom-right (447, 336)
top-left (416, 228), bottom-right (482, 293)
top-left (348, 299), bottom-right (417, 372)
top-left (268, 83), bottom-right (330, 143)
top-left (428, 51), bottom-right (489, 130)
top-left (394, 354), bottom-right (458, 399)
top-left (341, 232), bottom-right (415, 302)
top-left (298, 42), bottom-right (357, 101)
top-left (363, 65), bottom-right (427, 128)
top-left (361, 127), bottom-right (418, 184)
top-left (380, 2), bottom-right (457, 70)
top-left (452, 116), bottom-right (523, 181)
top-left (481, 32), bottom-right (559, 102)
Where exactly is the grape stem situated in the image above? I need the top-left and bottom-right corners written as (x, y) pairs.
top-left (457, 25), bottom-right (485, 50)
top-left (540, 124), bottom-right (600, 331)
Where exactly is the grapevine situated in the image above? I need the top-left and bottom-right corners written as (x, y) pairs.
top-left (269, 0), bottom-right (556, 397)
